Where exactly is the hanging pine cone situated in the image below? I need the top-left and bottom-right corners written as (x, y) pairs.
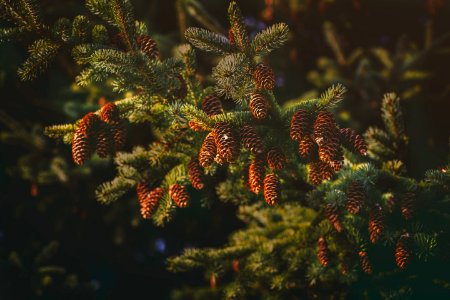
top-left (231, 259), bottom-right (239, 272)
top-left (240, 124), bottom-right (263, 155)
top-left (137, 35), bottom-right (160, 60)
top-left (213, 122), bottom-right (239, 163)
top-left (188, 121), bottom-right (204, 132)
top-left (318, 137), bottom-right (341, 164)
top-left (214, 153), bottom-right (226, 165)
top-left (248, 157), bottom-right (265, 194)
top-left (313, 111), bottom-right (339, 146)
top-left (290, 109), bottom-right (311, 141)
top-left (267, 148), bottom-right (286, 171)
top-left (96, 124), bottom-right (114, 158)
top-left (340, 128), bottom-right (367, 155)
top-left (317, 236), bottom-right (330, 267)
top-left (340, 252), bottom-right (353, 276)
top-left (141, 187), bottom-right (165, 219)
top-left (324, 203), bottom-right (343, 232)
top-left (72, 113), bottom-right (100, 165)
top-left (169, 184), bottom-right (190, 208)
top-left (368, 204), bottom-right (385, 244)
top-left (100, 102), bottom-right (126, 150)
top-left (174, 74), bottom-right (188, 100)
top-left (395, 233), bottom-right (411, 270)
top-left (298, 135), bottom-right (316, 159)
top-left (249, 92), bottom-right (269, 120)
top-left (309, 161), bottom-right (333, 185)
top-left (188, 158), bottom-right (205, 190)
top-left (136, 182), bottom-right (151, 204)
top-left (228, 28), bottom-right (235, 46)
top-left (253, 63), bottom-right (275, 90)
top-left (346, 181), bottom-right (365, 214)
top-left (201, 95), bottom-right (222, 117)
top-left (72, 132), bottom-right (90, 166)
top-left (199, 132), bottom-right (217, 167)
top-left (400, 192), bottom-right (416, 220)
top-left (358, 251), bottom-right (373, 274)
top-left (264, 173), bottom-right (280, 206)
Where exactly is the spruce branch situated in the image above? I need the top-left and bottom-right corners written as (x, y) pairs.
top-left (227, 1), bottom-right (251, 55)
top-left (252, 23), bottom-right (289, 56)
top-left (18, 39), bottom-right (60, 81)
top-left (185, 27), bottom-right (233, 55)
top-left (318, 83), bottom-right (347, 109)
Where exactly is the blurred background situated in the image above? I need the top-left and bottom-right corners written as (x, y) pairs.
top-left (0, 0), bottom-right (449, 298)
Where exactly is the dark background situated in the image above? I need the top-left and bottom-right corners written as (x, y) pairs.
top-left (0, 0), bottom-right (449, 299)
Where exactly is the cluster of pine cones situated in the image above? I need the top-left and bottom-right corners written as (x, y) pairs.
top-left (318, 184), bottom-right (416, 274)
top-left (136, 182), bottom-right (191, 219)
top-left (290, 109), bottom-right (367, 185)
top-left (72, 103), bottom-right (126, 165)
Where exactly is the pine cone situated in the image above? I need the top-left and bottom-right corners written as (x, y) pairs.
top-left (318, 137), bottom-right (341, 164)
top-left (248, 157), bottom-right (265, 194)
top-left (188, 121), bottom-right (204, 132)
top-left (253, 63), bottom-right (275, 90)
top-left (201, 95), bottom-right (222, 117)
top-left (298, 135), bottom-right (316, 159)
top-left (231, 259), bottom-right (239, 272)
top-left (199, 132), bottom-right (217, 167)
top-left (340, 252), bottom-right (353, 276)
top-left (317, 236), bottom-right (330, 267)
top-left (136, 182), bottom-right (151, 204)
top-left (249, 92), bottom-right (269, 120)
top-left (72, 113), bottom-right (100, 165)
top-left (137, 35), bottom-right (160, 60)
top-left (368, 204), bottom-right (385, 244)
top-left (228, 28), bottom-right (235, 46)
top-left (346, 181), bottom-right (365, 214)
top-left (358, 251), bottom-right (373, 274)
top-left (96, 124), bottom-right (114, 158)
top-left (395, 233), bottom-right (411, 270)
top-left (100, 103), bottom-right (126, 150)
top-left (324, 203), bottom-right (343, 233)
top-left (400, 192), bottom-right (416, 220)
top-left (174, 74), bottom-right (188, 100)
top-left (309, 161), bottom-right (334, 185)
top-left (313, 111), bottom-right (339, 146)
top-left (169, 184), bottom-right (190, 208)
top-left (137, 183), bottom-right (164, 219)
top-left (240, 124), bottom-right (263, 155)
top-left (188, 158), bottom-right (205, 190)
top-left (264, 173), bottom-right (280, 206)
top-left (290, 109), bottom-right (311, 141)
top-left (213, 122), bottom-right (239, 163)
top-left (340, 128), bottom-right (367, 155)
top-left (267, 148), bottom-right (286, 171)
top-left (72, 132), bottom-right (90, 165)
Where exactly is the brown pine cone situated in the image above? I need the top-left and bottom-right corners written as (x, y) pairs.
top-left (298, 135), bottom-right (316, 159)
top-left (313, 111), bottom-right (339, 146)
top-left (253, 63), bottom-right (275, 90)
top-left (188, 158), bottom-right (205, 190)
top-left (139, 187), bottom-right (164, 219)
top-left (72, 132), bottom-right (90, 166)
top-left (248, 157), bottom-right (265, 194)
top-left (136, 182), bottom-right (151, 203)
top-left (264, 173), bottom-right (280, 206)
top-left (267, 148), bottom-right (286, 171)
top-left (240, 124), bottom-right (263, 155)
top-left (319, 161), bottom-right (334, 181)
top-left (324, 203), bottom-right (343, 233)
top-left (96, 124), bottom-right (114, 158)
top-left (72, 113), bottom-right (100, 165)
top-left (137, 35), bottom-right (160, 60)
top-left (174, 74), bottom-right (188, 100)
top-left (340, 128), bottom-right (367, 155)
top-left (169, 184), bottom-right (190, 208)
top-left (100, 103), bottom-right (126, 150)
top-left (368, 204), bottom-right (385, 244)
top-left (400, 192), bottom-right (416, 220)
top-left (214, 153), bottom-right (226, 165)
top-left (201, 95), bottom-right (222, 117)
top-left (100, 103), bottom-right (120, 123)
top-left (290, 109), bottom-right (311, 141)
top-left (249, 92), bottom-right (269, 120)
top-left (213, 122), bottom-right (239, 163)
top-left (309, 161), bottom-right (334, 185)
top-left (317, 236), bottom-right (330, 267)
top-left (199, 132), bottom-right (217, 167)
top-left (358, 251), bottom-right (373, 274)
top-left (110, 121), bottom-right (126, 150)
top-left (318, 137), bottom-right (341, 163)
top-left (231, 259), bottom-right (239, 272)
top-left (346, 181), bottom-right (365, 214)
top-left (395, 233), bottom-right (411, 270)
